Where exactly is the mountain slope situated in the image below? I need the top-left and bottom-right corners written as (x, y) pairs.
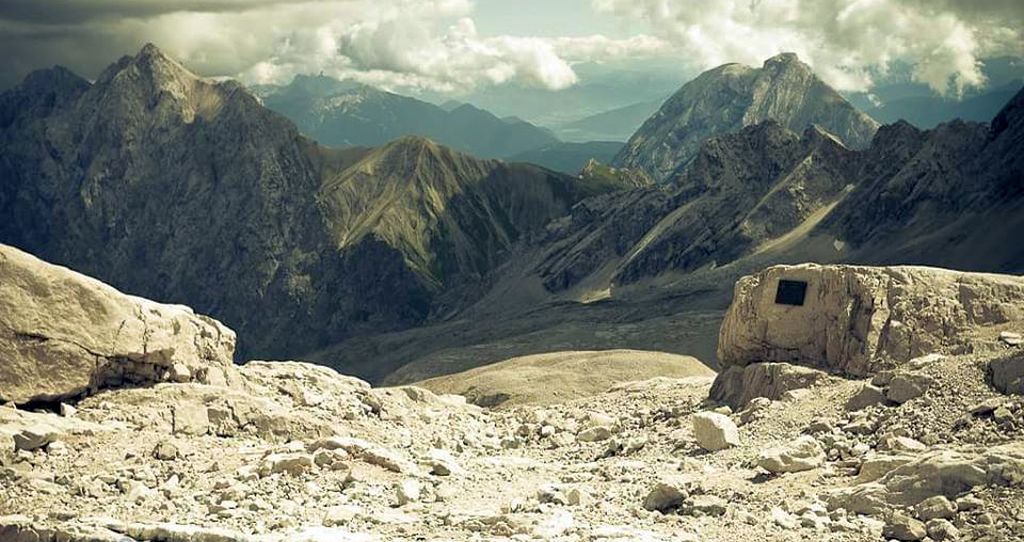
top-left (0, 45), bottom-right (626, 367)
top-left (614, 53), bottom-right (880, 181)
top-left (257, 75), bottom-right (559, 158)
top-left (532, 85), bottom-right (1024, 296)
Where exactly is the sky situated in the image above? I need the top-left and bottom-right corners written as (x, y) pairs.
top-left (0, 0), bottom-right (1022, 97)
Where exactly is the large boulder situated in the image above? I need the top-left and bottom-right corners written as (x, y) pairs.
top-left (0, 244), bottom-right (238, 404)
top-left (717, 264), bottom-right (1024, 378)
top-left (989, 352), bottom-right (1024, 395)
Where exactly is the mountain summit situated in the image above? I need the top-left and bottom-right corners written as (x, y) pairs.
top-left (614, 53), bottom-right (880, 181)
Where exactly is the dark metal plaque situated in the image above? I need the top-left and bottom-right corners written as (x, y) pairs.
top-left (775, 279), bottom-right (808, 306)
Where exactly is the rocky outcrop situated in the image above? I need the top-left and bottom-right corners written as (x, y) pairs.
top-left (716, 264), bottom-right (1024, 379)
top-left (0, 244), bottom-right (238, 404)
top-left (614, 52), bottom-right (879, 181)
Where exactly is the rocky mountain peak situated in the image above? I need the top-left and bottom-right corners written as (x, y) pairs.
top-left (613, 53), bottom-right (879, 182)
top-left (762, 51), bottom-right (807, 71)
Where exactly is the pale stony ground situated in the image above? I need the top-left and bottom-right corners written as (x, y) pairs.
top-left (2, 347), bottom-right (1024, 542)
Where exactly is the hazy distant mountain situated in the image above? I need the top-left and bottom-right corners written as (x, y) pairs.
top-left (554, 100), bottom-right (665, 142)
top-left (534, 85), bottom-right (1024, 294)
top-left (256, 74), bottom-right (559, 158)
top-left (615, 53), bottom-right (880, 181)
top-left (0, 44), bottom-right (631, 363)
top-left (507, 141), bottom-right (624, 174)
top-left (861, 82), bottom-right (1022, 128)
top-left (845, 56), bottom-right (1024, 129)
top-left (420, 62), bottom-right (687, 127)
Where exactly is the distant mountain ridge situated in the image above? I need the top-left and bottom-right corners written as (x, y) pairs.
top-left (0, 44), bottom-right (631, 364)
top-left (532, 85), bottom-right (1024, 297)
top-left (615, 53), bottom-right (881, 182)
top-left (256, 74), bottom-right (560, 159)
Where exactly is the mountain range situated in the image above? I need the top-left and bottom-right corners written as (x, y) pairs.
top-left (2, 44), bottom-right (1021, 383)
top-left (255, 75), bottom-right (559, 159)
top-left (0, 44), bottom-right (634, 362)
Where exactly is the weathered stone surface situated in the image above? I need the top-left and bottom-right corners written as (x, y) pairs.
top-left (717, 264), bottom-right (1024, 378)
top-left (309, 436), bottom-right (415, 473)
top-left (643, 480), bottom-right (688, 512)
top-left (709, 362), bottom-right (828, 407)
top-left (915, 496), bottom-right (956, 521)
top-left (989, 352), bottom-right (1024, 395)
top-left (887, 374), bottom-right (935, 404)
top-left (692, 412), bottom-right (741, 451)
top-left (0, 244), bottom-right (238, 404)
top-left (258, 453), bottom-right (315, 477)
top-left (12, 425), bottom-right (60, 452)
top-left (883, 513), bottom-right (927, 541)
top-left (846, 384), bottom-right (890, 411)
top-left (758, 436), bottom-right (825, 473)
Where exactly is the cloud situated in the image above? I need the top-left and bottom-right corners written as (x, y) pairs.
top-left (592, 0), bottom-right (1024, 96)
top-left (0, 0), bottom-right (668, 92)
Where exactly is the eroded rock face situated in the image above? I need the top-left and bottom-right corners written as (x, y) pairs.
top-left (709, 362), bottom-right (828, 407)
top-left (0, 244), bottom-right (238, 404)
top-left (717, 264), bottom-right (1024, 378)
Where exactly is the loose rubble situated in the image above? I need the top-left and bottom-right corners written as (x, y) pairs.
top-left (3, 260), bottom-right (1024, 541)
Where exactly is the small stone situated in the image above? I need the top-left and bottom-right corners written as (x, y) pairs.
top-left (258, 453), bottom-right (315, 477)
top-left (955, 495), bottom-right (983, 511)
top-left (59, 403), bottom-right (77, 418)
top-left (577, 426), bottom-right (613, 442)
top-left (323, 504), bottom-right (360, 526)
top-left (685, 494), bottom-right (727, 517)
top-left (925, 518), bottom-right (959, 540)
top-left (969, 398), bottom-right (1004, 416)
top-left (643, 480), bottom-right (688, 512)
top-left (772, 508), bottom-right (798, 529)
top-left (999, 331), bottom-right (1022, 346)
top-left (887, 374), bottom-right (935, 404)
top-left (692, 412), bottom-right (740, 451)
top-left (883, 512), bottom-right (927, 541)
top-left (846, 384), bottom-right (889, 411)
top-left (153, 441), bottom-right (179, 461)
top-left (758, 436), bottom-right (826, 473)
top-left (878, 435), bottom-right (927, 453)
top-left (13, 425), bottom-right (59, 451)
top-left (915, 496), bottom-right (956, 521)
top-left (169, 363), bottom-right (192, 383)
top-left (993, 406), bottom-right (1014, 423)
top-left (172, 403), bottom-right (209, 435)
top-left (395, 478), bottom-right (422, 506)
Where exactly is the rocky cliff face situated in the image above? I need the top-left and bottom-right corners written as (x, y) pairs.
top-left (0, 45), bottom-right (622, 365)
top-left (614, 53), bottom-right (880, 181)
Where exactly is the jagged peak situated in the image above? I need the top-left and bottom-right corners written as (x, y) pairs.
top-left (95, 43), bottom-right (199, 87)
top-left (761, 52), bottom-right (813, 75)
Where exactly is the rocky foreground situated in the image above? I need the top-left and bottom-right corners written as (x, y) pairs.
top-left (2, 243), bottom-right (1024, 542)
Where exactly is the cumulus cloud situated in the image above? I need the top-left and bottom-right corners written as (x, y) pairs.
top-left (592, 0), bottom-right (1024, 96)
top-left (0, 0), bottom-right (668, 92)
